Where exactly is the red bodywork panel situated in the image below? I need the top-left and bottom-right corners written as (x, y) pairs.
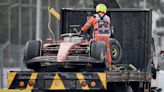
top-left (57, 42), bottom-right (81, 62)
top-left (43, 40), bottom-right (89, 62)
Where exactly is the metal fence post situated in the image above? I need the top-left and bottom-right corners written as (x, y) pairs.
top-left (56, 0), bottom-right (60, 40)
top-left (0, 51), bottom-right (3, 88)
top-left (36, 0), bottom-right (42, 40)
top-left (0, 41), bottom-right (10, 88)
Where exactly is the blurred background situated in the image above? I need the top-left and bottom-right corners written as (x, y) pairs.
top-left (0, 0), bottom-right (164, 88)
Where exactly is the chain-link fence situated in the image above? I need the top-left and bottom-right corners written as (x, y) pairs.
top-left (0, 0), bottom-right (92, 88)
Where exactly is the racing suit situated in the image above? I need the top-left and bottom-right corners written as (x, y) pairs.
top-left (81, 12), bottom-right (112, 65)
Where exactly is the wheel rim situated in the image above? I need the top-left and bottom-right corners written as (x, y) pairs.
top-left (100, 49), bottom-right (107, 61)
top-left (111, 44), bottom-right (120, 60)
top-left (112, 48), bottom-right (117, 57)
top-left (100, 48), bottom-right (108, 68)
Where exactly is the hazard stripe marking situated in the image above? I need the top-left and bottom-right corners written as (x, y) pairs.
top-left (76, 73), bottom-right (89, 90)
top-left (26, 73), bottom-right (38, 89)
top-left (83, 73), bottom-right (104, 89)
top-left (97, 73), bottom-right (106, 89)
top-left (33, 73), bottom-right (45, 89)
top-left (8, 72), bottom-right (16, 88)
top-left (58, 73), bottom-right (71, 89)
top-left (8, 73), bottom-right (30, 89)
top-left (0, 89), bottom-right (31, 92)
top-left (50, 73), bottom-right (65, 90)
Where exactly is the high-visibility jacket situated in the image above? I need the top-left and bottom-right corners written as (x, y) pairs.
top-left (81, 12), bottom-right (111, 37)
top-left (81, 12), bottom-right (112, 65)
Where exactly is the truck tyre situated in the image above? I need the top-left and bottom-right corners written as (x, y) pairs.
top-left (90, 41), bottom-right (108, 68)
top-left (24, 40), bottom-right (42, 70)
top-left (110, 38), bottom-right (122, 64)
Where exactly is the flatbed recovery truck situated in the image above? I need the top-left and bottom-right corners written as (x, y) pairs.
top-left (4, 8), bottom-right (153, 92)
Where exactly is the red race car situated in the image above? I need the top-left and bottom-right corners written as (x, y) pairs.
top-left (23, 33), bottom-right (122, 71)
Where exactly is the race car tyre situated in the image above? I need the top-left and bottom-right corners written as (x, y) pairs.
top-left (24, 40), bottom-right (42, 70)
top-left (90, 41), bottom-right (108, 68)
top-left (110, 38), bottom-right (122, 64)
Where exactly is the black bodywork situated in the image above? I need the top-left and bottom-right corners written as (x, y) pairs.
top-left (60, 8), bottom-right (152, 73)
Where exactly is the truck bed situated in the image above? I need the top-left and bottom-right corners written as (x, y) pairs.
top-left (7, 65), bottom-right (151, 90)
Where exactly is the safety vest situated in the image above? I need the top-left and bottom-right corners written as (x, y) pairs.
top-left (94, 14), bottom-right (111, 37)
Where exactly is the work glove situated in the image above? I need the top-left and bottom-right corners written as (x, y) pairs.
top-left (78, 30), bottom-right (84, 35)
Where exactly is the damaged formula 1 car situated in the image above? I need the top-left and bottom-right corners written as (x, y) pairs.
top-left (23, 32), bottom-right (122, 71)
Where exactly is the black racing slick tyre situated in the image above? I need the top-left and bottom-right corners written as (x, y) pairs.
top-left (90, 41), bottom-right (108, 68)
top-left (110, 38), bottom-right (122, 64)
top-left (24, 40), bottom-right (42, 70)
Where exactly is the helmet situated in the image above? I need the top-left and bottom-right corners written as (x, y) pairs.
top-left (96, 4), bottom-right (107, 13)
